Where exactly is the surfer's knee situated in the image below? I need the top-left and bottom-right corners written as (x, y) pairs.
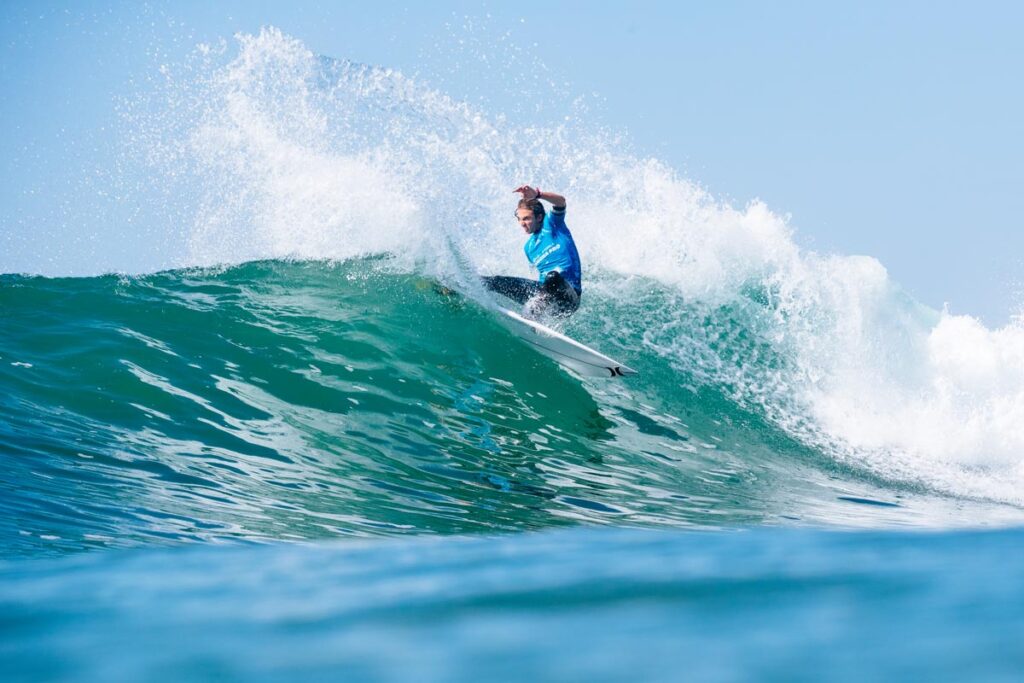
top-left (523, 295), bottom-right (544, 318)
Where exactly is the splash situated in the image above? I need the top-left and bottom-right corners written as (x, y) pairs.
top-left (128, 27), bottom-right (1024, 504)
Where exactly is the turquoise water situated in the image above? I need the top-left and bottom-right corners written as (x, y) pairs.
top-left (3, 262), bottom-right (1024, 681)
top-left (5, 261), bottom-right (1015, 558)
top-left (5, 26), bottom-right (1024, 682)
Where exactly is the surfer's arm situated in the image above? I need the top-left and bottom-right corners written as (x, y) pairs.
top-left (514, 185), bottom-right (566, 210)
top-left (536, 190), bottom-right (566, 210)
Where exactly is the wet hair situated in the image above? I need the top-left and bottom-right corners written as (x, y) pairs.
top-left (516, 198), bottom-right (545, 220)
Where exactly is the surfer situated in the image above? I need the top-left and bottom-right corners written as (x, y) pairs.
top-left (483, 185), bottom-right (582, 319)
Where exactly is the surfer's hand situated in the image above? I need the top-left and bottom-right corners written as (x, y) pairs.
top-left (514, 185), bottom-right (540, 200)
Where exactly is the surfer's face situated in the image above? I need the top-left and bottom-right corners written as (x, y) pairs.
top-left (516, 208), bottom-right (541, 234)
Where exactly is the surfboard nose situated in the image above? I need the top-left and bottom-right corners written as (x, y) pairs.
top-left (611, 365), bottom-right (638, 377)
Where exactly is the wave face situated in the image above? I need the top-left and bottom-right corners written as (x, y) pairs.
top-left (2, 261), bottom-right (1021, 558)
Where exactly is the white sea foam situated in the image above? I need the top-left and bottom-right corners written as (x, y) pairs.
top-left (134, 27), bottom-right (1024, 504)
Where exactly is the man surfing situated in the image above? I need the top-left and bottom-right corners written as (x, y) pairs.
top-left (483, 185), bottom-right (582, 319)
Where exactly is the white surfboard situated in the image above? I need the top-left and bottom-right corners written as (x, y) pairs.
top-left (497, 306), bottom-right (637, 378)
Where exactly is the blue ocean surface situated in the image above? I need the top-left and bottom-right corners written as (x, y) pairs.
top-left (4, 27), bottom-right (1024, 683)
top-left (3, 526), bottom-right (1024, 683)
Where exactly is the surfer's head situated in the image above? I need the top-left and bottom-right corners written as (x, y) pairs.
top-left (516, 199), bottom-right (545, 234)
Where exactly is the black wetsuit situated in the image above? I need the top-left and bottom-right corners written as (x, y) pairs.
top-left (482, 271), bottom-right (580, 317)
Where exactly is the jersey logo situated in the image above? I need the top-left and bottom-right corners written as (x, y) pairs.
top-left (532, 243), bottom-right (561, 265)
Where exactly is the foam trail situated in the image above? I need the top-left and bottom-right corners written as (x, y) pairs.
top-left (128, 27), bottom-right (1024, 505)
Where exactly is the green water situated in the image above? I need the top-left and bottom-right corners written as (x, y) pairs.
top-left (4, 259), bottom-right (1016, 560)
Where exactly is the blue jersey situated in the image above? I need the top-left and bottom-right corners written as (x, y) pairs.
top-left (523, 206), bottom-right (582, 293)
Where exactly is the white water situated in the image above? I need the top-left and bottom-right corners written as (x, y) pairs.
top-left (127, 27), bottom-right (1024, 506)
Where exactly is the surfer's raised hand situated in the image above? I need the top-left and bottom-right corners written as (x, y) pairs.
top-left (514, 185), bottom-right (540, 201)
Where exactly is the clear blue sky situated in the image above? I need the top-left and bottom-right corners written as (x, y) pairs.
top-left (2, 1), bottom-right (1022, 324)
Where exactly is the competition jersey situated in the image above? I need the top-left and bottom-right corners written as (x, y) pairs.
top-left (523, 206), bottom-right (582, 293)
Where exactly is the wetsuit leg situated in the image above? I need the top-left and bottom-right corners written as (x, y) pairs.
top-left (542, 271), bottom-right (581, 316)
top-left (525, 271), bottom-right (581, 318)
top-left (482, 276), bottom-right (541, 306)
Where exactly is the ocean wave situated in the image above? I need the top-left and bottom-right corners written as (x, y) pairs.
top-left (115, 26), bottom-right (1024, 506)
top-left (2, 261), bottom-right (1021, 557)
top-left (4, 29), bottom-right (1023, 557)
